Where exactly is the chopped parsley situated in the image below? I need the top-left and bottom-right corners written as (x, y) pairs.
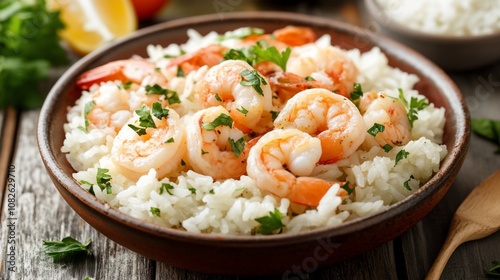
top-left (382, 144), bottom-right (393, 152)
top-left (201, 149), bottom-right (209, 155)
top-left (128, 105), bottom-right (157, 136)
top-left (188, 187), bottom-right (197, 194)
top-left (270, 110), bottom-right (280, 121)
top-left (228, 136), bottom-right (246, 158)
top-left (145, 84), bottom-right (181, 105)
top-left (403, 175), bottom-right (415, 191)
top-left (240, 69), bottom-right (267, 96)
top-left (165, 137), bottom-right (175, 143)
top-left (122, 81), bottom-right (133, 89)
top-left (251, 43), bottom-right (291, 72)
top-left (471, 118), bottom-right (500, 153)
top-left (399, 89), bottom-right (429, 127)
top-left (237, 106), bottom-right (249, 114)
top-left (367, 123), bottom-right (385, 136)
top-left (150, 207), bottom-right (161, 217)
top-left (160, 183), bottom-right (174, 195)
top-left (305, 76), bottom-right (315, 81)
top-left (341, 182), bottom-right (354, 195)
top-left (223, 48), bottom-right (254, 65)
top-left (349, 83), bottom-right (363, 102)
top-left (83, 101), bottom-right (96, 131)
top-left (128, 124), bottom-right (147, 136)
top-left (80, 180), bottom-right (95, 196)
top-left (145, 84), bottom-right (166, 95)
top-left (176, 65), bottom-right (184, 77)
top-left (42, 236), bottom-right (92, 262)
top-left (394, 149), bottom-right (410, 166)
top-left (96, 168), bottom-right (112, 194)
top-left (255, 208), bottom-right (285, 235)
top-left (152, 102), bottom-right (169, 120)
top-left (202, 113), bottom-right (233, 131)
top-left (214, 93), bottom-right (222, 102)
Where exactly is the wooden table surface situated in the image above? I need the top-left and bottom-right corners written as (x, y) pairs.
top-left (1, 0), bottom-right (500, 279)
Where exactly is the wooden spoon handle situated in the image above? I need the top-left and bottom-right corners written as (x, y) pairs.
top-left (425, 215), bottom-right (497, 280)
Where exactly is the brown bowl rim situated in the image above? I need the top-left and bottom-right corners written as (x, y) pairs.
top-left (37, 11), bottom-right (470, 246)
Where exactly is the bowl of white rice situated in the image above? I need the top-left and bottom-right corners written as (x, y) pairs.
top-left (364, 0), bottom-right (500, 71)
top-left (37, 11), bottom-right (470, 275)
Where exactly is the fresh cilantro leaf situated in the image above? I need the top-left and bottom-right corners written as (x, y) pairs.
top-left (367, 123), bottom-right (385, 136)
top-left (240, 69), bottom-right (267, 96)
top-left (96, 168), bottom-right (112, 194)
top-left (255, 208), bottom-right (285, 235)
top-left (150, 207), bottom-right (161, 217)
top-left (42, 236), bottom-right (92, 262)
top-left (228, 136), bottom-right (246, 158)
top-left (202, 113), bottom-right (233, 131)
top-left (395, 149), bottom-right (410, 166)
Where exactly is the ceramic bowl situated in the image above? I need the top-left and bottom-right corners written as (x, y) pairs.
top-left (37, 11), bottom-right (470, 276)
top-left (364, 0), bottom-right (500, 72)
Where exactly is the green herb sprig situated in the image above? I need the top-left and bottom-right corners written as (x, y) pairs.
top-left (255, 208), bottom-right (285, 235)
top-left (42, 236), bottom-right (92, 262)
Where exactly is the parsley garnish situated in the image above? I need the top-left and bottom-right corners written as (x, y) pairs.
top-left (349, 83), bottom-right (363, 102)
top-left (135, 105), bottom-right (157, 128)
top-left (471, 118), bottom-right (500, 153)
top-left (214, 93), bottom-right (222, 102)
top-left (403, 175), bottom-right (415, 191)
top-left (80, 180), bottom-right (95, 196)
top-left (160, 183), bottom-right (174, 195)
top-left (251, 43), bottom-right (291, 72)
top-left (188, 187), bottom-right (197, 194)
top-left (165, 137), bottom-right (175, 143)
top-left (394, 149), bottom-right (410, 166)
top-left (83, 101), bottom-right (96, 131)
top-left (305, 76), bottom-right (315, 81)
top-left (367, 123), bottom-right (385, 136)
top-left (240, 69), bottom-right (267, 96)
top-left (270, 111), bottom-right (280, 121)
top-left (42, 236), bottom-right (92, 262)
top-left (223, 49), bottom-right (254, 65)
top-left (152, 102), bottom-right (169, 120)
top-left (237, 106), bottom-right (249, 114)
top-left (228, 136), bottom-right (246, 158)
top-left (202, 113), bottom-right (233, 131)
top-left (150, 207), bottom-right (161, 217)
top-left (176, 65), bottom-right (184, 77)
top-left (341, 182), bottom-right (354, 195)
top-left (128, 124), bottom-right (147, 136)
top-left (485, 261), bottom-right (500, 277)
top-left (382, 144), bottom-right (393, 152)
top-left (255, 208), bottom-right (285, 235)
top-left (145, 84), bottom-right (181, 105)
top-left (96, 168), bottom-right (112, 194)
top-left (122, 81), bottom-right (133, 89)
top-left (399, 89), bottom-right (429, 127)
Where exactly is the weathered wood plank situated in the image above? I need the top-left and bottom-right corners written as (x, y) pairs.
top-left (0, 111), bottom-right (155, 280)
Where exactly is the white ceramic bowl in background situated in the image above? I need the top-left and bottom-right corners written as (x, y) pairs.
top-left (364, 0), bottom-right (500, 72)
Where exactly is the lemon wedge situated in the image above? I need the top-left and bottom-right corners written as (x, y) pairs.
top-left (47, 0), bottom-right (138, 55)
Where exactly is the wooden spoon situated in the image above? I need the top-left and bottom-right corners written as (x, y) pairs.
top-left (426, 170), bottom-right (500, 280)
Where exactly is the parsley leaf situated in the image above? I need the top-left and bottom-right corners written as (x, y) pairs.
top-left (0, 0), bottom-right (68, 109)
top-left (160, 183), bottom-right (174, 195)
top-left (341, 182), bottom-right (354, 195)
top-left (485, 261), bottom-right (500, 277)
top-left (367, 123), bottom-right (385, 136)
top-left (382, 144), bottom-right (393, 152)
top-left (395, 149), bottom-right (410, 166)
top-left (135, 105), bottom-right (157, 129)
top-left (240, 69), bottom-right (267, 96)
top-left (96, 168), bottom-right (112, 194)
top-left (202, 113), bottom-right (233, 131)
top-left (228, 136), bottom-right (246, 158)
top-left (252, 44), bottom-right (292, 72)
top-left (403, 175), bottom-right (415, 191)
top-left (399, 89), bottom-right (429, 127)
top-left (471, 118), bottom-right (500, 153)
top-left (150, 207), bottom-right (161, 217)
top-left (42, 236), bottom-right (92, 262)
top-left (349, 83), bottom-right (363, 102)
top-left (223, 48), bottom-right (254, 65)
top-left (83, 101), bottom-right (96, 131)
top-left (145, 84), bottom-right (181, 105)
top-left (152, 102), bottom-right (169, 120)
top-left (255, 208), bottom-right (285, 235)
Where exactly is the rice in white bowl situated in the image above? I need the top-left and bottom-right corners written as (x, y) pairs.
top-left (376, 0), bottom-right (500, 36)
top-left (62, 28), bottom-right (447, 235)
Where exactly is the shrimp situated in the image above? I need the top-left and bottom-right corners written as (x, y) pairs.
top-left (111, 103), bottom-right (186, 181)
top-left (85, 83), bottom-right (132, 132)
top-left (247, 128), bottom-right (347, 207)
top-left (264, 71), bottom-right (342, 106)
top-left (76, 59), bottom-right (167, 90)
top-left (186, 106), bottom-right (248, 180)
top-left (286, 44), bottom-right (358, 98)
top-left (166, 44), bottom-right (226, 75)
top-left (193, 60), bottom-right (273, 133)
top-left (359, 91), bottom-right (411, 149)
top-left (274, 88), bottom-right (366, 163)
top-left (242, 26), bottom-right (317, 49)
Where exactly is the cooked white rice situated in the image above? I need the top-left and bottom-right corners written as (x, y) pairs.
top-left (62, 28), bottom-right (447, 235)
top-left (376, 0), bottom-right (500, 36)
